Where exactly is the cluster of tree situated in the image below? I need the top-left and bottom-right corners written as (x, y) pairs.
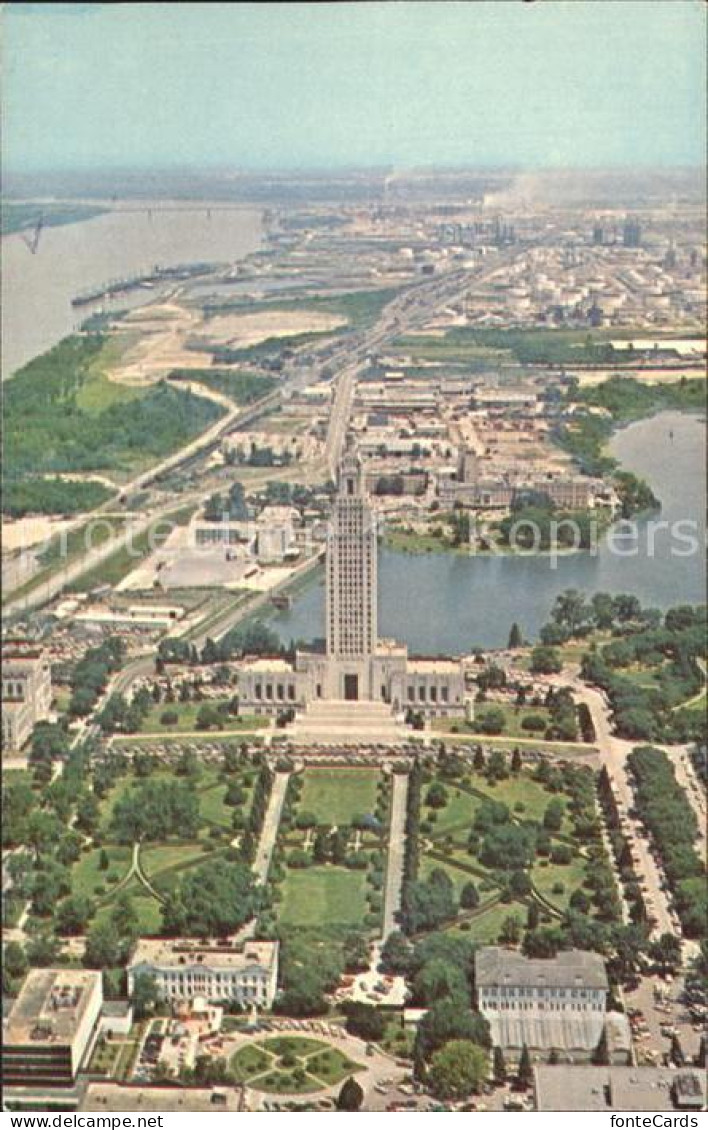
top-left (273, 926), bottom-right (350, 1016)
top-left (597, 765), bottom-right (647, 926)
top-left (169, 367), bottom-right (277, 407)
top-left (98, 685), bottom-right (153, 735)
top-left (499, 504), bottom-right (598, 551)
top-left (381, 931), bottom-right (492, 1089)
top-left (400, 868), bottom-right (458, 935)
top-left (399, 761), bottom-right (422, 931)
top-left (110, 779), bottom-right (199, 843)
top-left (555, 375), bottom-right (703, 482)
top-left (239, 764), bottom-right (273, 865)
top-left (202, 481), bottom-right (248, 522)
top-left (67, 637), bottom-right (125, 718)
top-left (3, 477), bottom-right (112, 518)
top-left (263, 479), bottom-right (323, 509)
top-left (162, 857), bottom-right (260, 937)
top-left (581, 606), bottom-right (706, 742)
top-left (5, 335), bottom-right (224, 507)
top-left (529, 645), bottom-right (563, 675)
top-left (373, 474), bottom-right (405, 497)
top-left (627, 746), bottom-right (706, 938)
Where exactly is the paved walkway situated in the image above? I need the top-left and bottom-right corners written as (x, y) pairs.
top-left (382, 772), bottom-right (408, 939)
top-left (252, 771), bottom-right (290, 884)
top-left (574, 684), bottom-right (675, 938)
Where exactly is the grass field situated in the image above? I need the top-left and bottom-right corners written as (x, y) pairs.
top-left (531, 855), bottom-right (587, 911)
top-left (71, 845), bottom-right (133, 901)
top-left (298, 768), bottom-right (380, 825)
top-left (278, 866), bottom-right (369, 929)
top-left (448, 899), bottom-right (528, 944)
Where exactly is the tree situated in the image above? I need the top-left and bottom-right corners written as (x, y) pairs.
top-left (3, 941), bottom-right (27, 988)
top-left (516, 1043), bottom-right (533, 1089)
top-left (473, 746), bottom-right (485, 772)
top-left (26, 932), bottom-right (60, 967)
top-left (460, 881), bottom-right (480, 910)
top-left (530, 646), bottom-right (562, 675)
top-left (161, 858), bottom-right (259, 938)
top-left (511, 747), bottom-right (522, 773)
top-left (56, 894), bottom-right (95, 935)
top-left (380, 930), bottom-right (414, 975)
top-left (85, 921), bottom-right (126, 968)
top-left (493, 1045), bottom-right (507, 1086)
top-left (552, 590), bottom-right (589, 635)
top-left (649, 932), bottom-right (682, 974)
top-left (342, 1001), bottom-right (387, 1042)
top-left (131, 972), bottom-right (161, 1020)
top-left (477, 707), bottom-right (506, 735)
top-left (499, 914), bottom-right (522, 945)
top-left (669, 1033), bottom-right (685, 1067)
top-left (413, 959), bottom-right (468, 1007)
top-left (337, 1077), bottom-right (364, 1111)
top-left (508, 623), bottom-right (523, 649)
top-left (415, 998), bottom-right (491, 1066)
top-left (486, 749), bottom-right (508, 782)
top-left (428, 1040), bottom-right (489, 1100)
top-left (196, 703), bottom-right (224, 731)
top-left (543, 798), bottom-right (565, 832)
top-left (426, 782), bottom-right (449, 809)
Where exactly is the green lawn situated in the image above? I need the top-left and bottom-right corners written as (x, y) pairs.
top-left (424, 787), bottom-right (481, 836)
top-left (419, 853), bottom-right (482, 897)
top-left (278, 866), bottom-right (369, 929)
top-left (474, 774), bottom-right (567, 828)
top-left (71, 845), bottom-right (133, 901)
top-left (531, 855), bottom-right (588, 911)
top-left (448, 899), bottom-right (528, 944)
top-left (140, 841), bottom-right (207, 880)
top-left (298, 768), bottom-right (380, 825)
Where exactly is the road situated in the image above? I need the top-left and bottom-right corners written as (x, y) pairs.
top-left (252, 771), bottom-right (290, 884)
top-left (573, 683), bottom-right (676, 939)
top-left (382, 772), bottom-right (409, 939)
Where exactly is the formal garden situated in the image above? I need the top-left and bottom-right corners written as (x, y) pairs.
top-left (266, 768), bottom-right (390, 933)
top-left (230, 1036), bottom-right (362, 1093)
top-left (399, 746), bottom-right (623, 948)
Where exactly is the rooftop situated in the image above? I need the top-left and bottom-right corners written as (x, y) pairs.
top-left (240, 656), bottom-right (295, 674)
top-left (82, 1083), bottom-right (242, 1113)
top-left (4, 970), bottom-right (102, 1047)
top-left (129, 938), bottom-right (278, 973)
top-left (476, 947), bottom-right (608, 991)
top-left (534, 1067), bottom-right (707, 1113)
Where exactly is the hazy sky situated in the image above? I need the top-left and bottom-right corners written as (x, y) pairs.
top-left (3, 1), bottom-right (706, 172)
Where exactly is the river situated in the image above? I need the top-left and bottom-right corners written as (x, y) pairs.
top-left (1, 205), bottom-right (262, 377)
top-left (268, 411), bottom-right (706, 652)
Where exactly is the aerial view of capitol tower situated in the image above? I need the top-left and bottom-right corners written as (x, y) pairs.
top-left (326, 450), bottom-right (379, 699)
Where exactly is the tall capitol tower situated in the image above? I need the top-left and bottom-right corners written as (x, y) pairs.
top-left (325, 450), bottom-right (378, 700)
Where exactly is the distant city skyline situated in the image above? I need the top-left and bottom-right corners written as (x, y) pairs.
top-left (2, 1), bottom-right (706, 174)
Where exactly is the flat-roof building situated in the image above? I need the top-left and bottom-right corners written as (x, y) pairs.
top-left (534, 1067), bottom-right (706, 1112)
top-left (2, 969), bottom-right (103, 1087)
top-left (475, 947), bottom-right (625, 1063)
top-left (128, 938), bottom-right (279, 1009)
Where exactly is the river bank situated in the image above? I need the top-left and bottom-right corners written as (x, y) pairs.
top-left (1, 204), bottom-right (263, 377)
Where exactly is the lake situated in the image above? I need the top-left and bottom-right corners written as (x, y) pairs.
top-left (268, 411), bottom-right (706, 652)
top-left (1, 205), bottom-right (262, 377)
